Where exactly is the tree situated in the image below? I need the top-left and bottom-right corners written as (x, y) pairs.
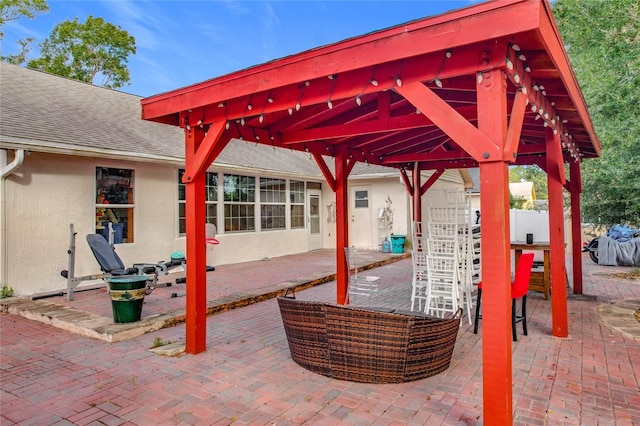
top-left (553, 0), bottom-right (640, 228)
top-left (27, 15), bottom-right (136, 89)
top-left (0, 0), bottom-right (48, 64)
top-left (0, 0), bottom-right (48, 39)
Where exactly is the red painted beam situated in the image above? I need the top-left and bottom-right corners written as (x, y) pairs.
top-left (142, 1), bottom-right (534, 121)
top-left (312, 153), bottom-right (336, 192)
top-left (505, 89), bottom-right (528, 160)
top-left (184, 126), bottom-right (208, 354)
top-left (420, 168), bottom-right (445, 196)
top-left (412, 162), bottom-right (421, 224)
top-left (546, 128), bottom-right (568, 337)
top-left (570, 160), bottom-right (583, 294)
top-left (396, 82), bottom-right (500, 162)
top-left (477, 69), bottom-right (513, 425)
top-left (182, 121), bottom-right (228, 184)
top-left (400, 168), bottom-right (413, 197)
top-left (335, 147), bottom-right (349, 305)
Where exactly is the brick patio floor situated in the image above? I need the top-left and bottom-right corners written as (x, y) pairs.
top-left (1, 251), bottom-right (639, 425)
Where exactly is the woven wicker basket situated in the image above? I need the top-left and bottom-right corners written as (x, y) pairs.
top-left (277, 295), bottom-right (461, 383)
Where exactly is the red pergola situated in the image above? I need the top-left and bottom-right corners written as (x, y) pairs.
top-left (141, 0), bottom-right (600, 423)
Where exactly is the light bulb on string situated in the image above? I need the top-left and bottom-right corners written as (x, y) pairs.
top-left (506, 58), bottom-right (514, 70)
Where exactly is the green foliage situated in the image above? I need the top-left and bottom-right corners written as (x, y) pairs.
top-left (1, 284), bottom-right (15, 298)
top-left (553, 0), bottom-right (640, 227)
top-left (27, 15), bottom-right (136, 88)
top-left (151, 336), bottom-right (171, 348)
top-left (0, 0), bottom-right (47, 63)
top-left (0, 0), bottom-right (48, 39)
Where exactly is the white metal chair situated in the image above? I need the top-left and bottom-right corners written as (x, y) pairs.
top-left (344, 247), bottom-right (380, 306)
top-left (410, 250), bottom-right (429, 311)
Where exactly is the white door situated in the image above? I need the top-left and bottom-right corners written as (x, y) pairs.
top-left (308, 190), bottom-right (322, 250)
top-left (350, 185), bottom-right (372, 248)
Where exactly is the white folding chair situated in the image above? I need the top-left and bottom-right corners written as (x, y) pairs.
top-left (344, 247), bottom-right (380, 306)
top-left (410, 250), bottom-right (429, 311)
top-left (425, 254), bottom-right (459, 318)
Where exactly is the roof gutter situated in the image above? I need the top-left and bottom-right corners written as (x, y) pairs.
top-left (1, 149), bottom-right (26, 287)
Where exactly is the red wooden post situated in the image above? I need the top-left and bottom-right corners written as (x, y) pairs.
top-left (546, 128), bottom-right (568, 337)
top-left (570, 161), bottom-right (583, 294)
top-left (477, 68), bottom-right (513, 425)
top-left (335, 146), bottom-right (349, 305)
top-left (413, 162), bottom-right (422, 225)
top-left (184, 126), bottom-right (207, 354)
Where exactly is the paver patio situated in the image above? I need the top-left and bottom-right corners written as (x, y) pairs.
top-left (1, 251), bottom-right (639, 425)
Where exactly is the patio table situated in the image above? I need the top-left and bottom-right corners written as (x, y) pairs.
top-left (511, 241), bottom-right (550, 299)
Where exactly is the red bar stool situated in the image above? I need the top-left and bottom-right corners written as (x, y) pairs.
top-left (473, 253), bottom-right (535, 341)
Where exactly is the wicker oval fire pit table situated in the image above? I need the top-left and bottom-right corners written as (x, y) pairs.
top-left (277, 293), bottom-right (462, 384)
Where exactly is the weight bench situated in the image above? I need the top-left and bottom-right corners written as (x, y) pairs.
top-left (85, 233), bottom-right (168, 294)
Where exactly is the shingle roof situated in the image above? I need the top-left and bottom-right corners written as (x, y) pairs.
top-left (0, 63), bottom-right (327, 177)
top-left (467, 168), bottom-right (480, 193)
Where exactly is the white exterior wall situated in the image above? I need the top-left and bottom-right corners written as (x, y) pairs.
top-left (321, 169), bottom-right (468, 250)
top-left (3, 152), bottom-right (314, 296)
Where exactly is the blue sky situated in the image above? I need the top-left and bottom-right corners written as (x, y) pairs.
top-left (3, 1), bottom-right (478, 97)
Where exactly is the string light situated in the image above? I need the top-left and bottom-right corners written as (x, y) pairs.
top-left (327, 74), bottom-right (337, 109)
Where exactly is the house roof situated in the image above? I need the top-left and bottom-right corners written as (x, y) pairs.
top-left (467, 168), bottom-right (481, 193)
top-left (509, 181), bottom-right (535, 200)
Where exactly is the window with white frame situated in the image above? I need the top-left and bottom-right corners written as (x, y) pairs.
top-left (178, 169), bottom-right (218, 235)
top-left (290, 180), bottom-right (305, 229)
top-left (223, 174), bottom-right (255, 232)
top-left (96, 167), bottom-right (134, 243)
top-left (260, 178), bottom-right (286, 230)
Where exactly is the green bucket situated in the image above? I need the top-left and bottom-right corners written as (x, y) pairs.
top-left (107, 275), bottom-right (148, 323)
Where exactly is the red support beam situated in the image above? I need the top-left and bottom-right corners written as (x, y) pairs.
top-left (477, 68), bottom-right (513, 425)
top-left (400, 168), bottom-right (413, 197)
top-left (413, 162), bottom-right (421, 224)
top-left (396, 82), bottom-right (500, 162)
top-left (504, 89), bottom-right (527, 159)
top-left (335, 146), bottom-right (349, 305)
top-left (182, 121), bottom-right (228, 184)
top-left (570, 161), bottom-right (583, 294)
top-left (184, 126), bottom-right (208, 354)
top-left (420, 168), bottom-right (445, 196)
top-left (546, 128), bottom-right (569, 337)
top-left (312, 152), bottom-right (336, 192)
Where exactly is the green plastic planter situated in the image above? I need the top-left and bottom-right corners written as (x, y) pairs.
top-left (106, 275), bottom-right (148, 323)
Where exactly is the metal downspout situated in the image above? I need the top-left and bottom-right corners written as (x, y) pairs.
top-left (1, 149), bottom-right (26, 286)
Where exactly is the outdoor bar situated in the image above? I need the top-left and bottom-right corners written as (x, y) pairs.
top-left (141, 0), bottom-right (600, 423)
